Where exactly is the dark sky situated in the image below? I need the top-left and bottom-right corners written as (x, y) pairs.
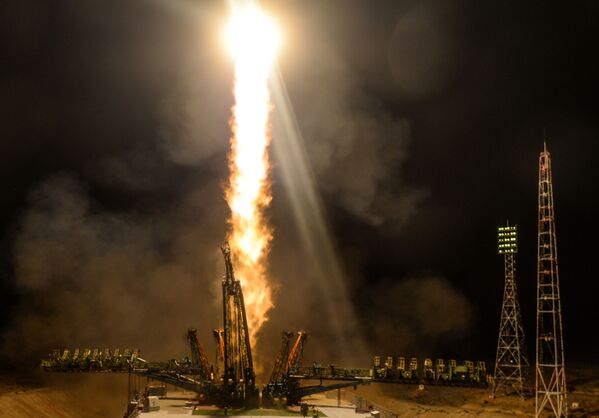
top-left (1, 0), bottom-right (598, 370)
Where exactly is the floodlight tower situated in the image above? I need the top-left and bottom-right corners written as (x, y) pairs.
top-left (535, 143), bottom-right (567, 417)
top-left (492, 223), bottom-right (529, 398)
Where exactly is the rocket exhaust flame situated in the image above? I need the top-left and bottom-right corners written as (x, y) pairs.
top-left (224, 4), bottom-right (279, 348)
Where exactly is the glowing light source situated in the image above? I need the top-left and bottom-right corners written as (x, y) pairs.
top-left (498, 225), bottom-right (518, 254)
top-left (224, 3), bottom-right (280, 348)
top-left (225, 6), bottom-right (280, 66)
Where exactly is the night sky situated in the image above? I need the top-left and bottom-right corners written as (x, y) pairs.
top-left (1, 0), bottom-right (598, 370)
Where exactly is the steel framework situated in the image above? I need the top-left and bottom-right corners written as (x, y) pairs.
top-left (221, 242), bottom-right (259, 407)
top-left (535, 143), bottom-right (567, 417)
top-left (492, 224), bottom-right (529, 397)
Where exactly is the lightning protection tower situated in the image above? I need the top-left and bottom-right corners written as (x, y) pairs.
top-left (535, 143), bottom-right (567, 417)
top-left (492, 223), bottom-right (529, 398)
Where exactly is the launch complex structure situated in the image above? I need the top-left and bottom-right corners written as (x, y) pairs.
top-left (42, 243), bottom-right (368, 408)
top-left (42, 243), bottom-right (489, 409)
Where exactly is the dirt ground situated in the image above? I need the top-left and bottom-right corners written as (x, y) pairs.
top-left (319, 363), bottom-right (599, 418)
top-left (0, 370), bottom-right (130, 417)
top-left (0, 363), bottom-right (597, 418)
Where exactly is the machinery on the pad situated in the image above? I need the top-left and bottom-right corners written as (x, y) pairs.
top-left (40, 242), bottom-right (368, 407)
top-left (41, 243), bottom-right (490, 408)
top-left (263, 330), bottom-right (366, 405)
top-left (371, 356), bottom-right (489, 386)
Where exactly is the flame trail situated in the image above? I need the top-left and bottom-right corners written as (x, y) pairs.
top-left (224, 5), bottom-right (279, 347)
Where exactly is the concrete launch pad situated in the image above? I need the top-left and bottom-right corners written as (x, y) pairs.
top-left (127, 391), bottom-right (354, 418)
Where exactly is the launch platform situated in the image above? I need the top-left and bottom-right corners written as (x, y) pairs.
top-left (124, 390), bottom-right (361, 418)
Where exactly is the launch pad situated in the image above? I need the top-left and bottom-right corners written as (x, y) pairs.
top-left (40, 242), bottom-right (372, 412)
top-left (40, 241), bottom-right (489, 415)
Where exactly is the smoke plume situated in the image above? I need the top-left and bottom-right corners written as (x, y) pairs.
top-left (366, 276), bottom-right (474, 356)
top-left (285, 39), bottom-right (426, 229)
top-left (3, 173), bottom-right (227, 364)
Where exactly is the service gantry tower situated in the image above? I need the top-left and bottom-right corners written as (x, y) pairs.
top-left (535, 143), bottom-right (567, 417)
top-left (221, 242), bottom-right (259, 408)
top-left (492, 223), bottom-right (529, 398)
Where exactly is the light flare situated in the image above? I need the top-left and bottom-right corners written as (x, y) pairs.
top-left (224, 4), bottom-right (279, 347)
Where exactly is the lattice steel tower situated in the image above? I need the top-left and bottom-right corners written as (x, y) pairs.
top-left (536, 143), bottom-right (567, 417)
top-left (221, 242), bottom-right (259, 408)
top-left (492, 224), bottom-right (529, 397)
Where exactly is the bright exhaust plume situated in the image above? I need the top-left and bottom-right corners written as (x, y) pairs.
top-left (224, 4), bottom-right (279, 347)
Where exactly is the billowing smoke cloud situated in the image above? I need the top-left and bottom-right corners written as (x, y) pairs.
top-left (159, 54), bottom-right (231, 166)
top-left (3, 173), bottom-right (228, 364)
top-left (366, 276), bottom-right (474, 356)
top-left (286, 40), bottom-right (426, 229)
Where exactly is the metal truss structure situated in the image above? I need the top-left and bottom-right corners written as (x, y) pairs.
top-left (536, 143), bottom-right (567, 417)
top-left (221, 242), bottom-right (259, 407)
top-left (492, 224), bottom-right (529, 397)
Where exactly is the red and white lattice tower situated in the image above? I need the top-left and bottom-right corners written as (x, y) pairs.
top-left (535, 143), bottom-right (567, 417)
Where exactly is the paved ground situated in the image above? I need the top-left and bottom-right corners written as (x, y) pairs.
top-left (135, 392), bottom-right (353, 417)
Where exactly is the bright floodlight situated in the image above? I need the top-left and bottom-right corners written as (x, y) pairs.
top-left (498, 225), bottom-right (518, 254)
top-left (225, 6), bottom-right (280, 66)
